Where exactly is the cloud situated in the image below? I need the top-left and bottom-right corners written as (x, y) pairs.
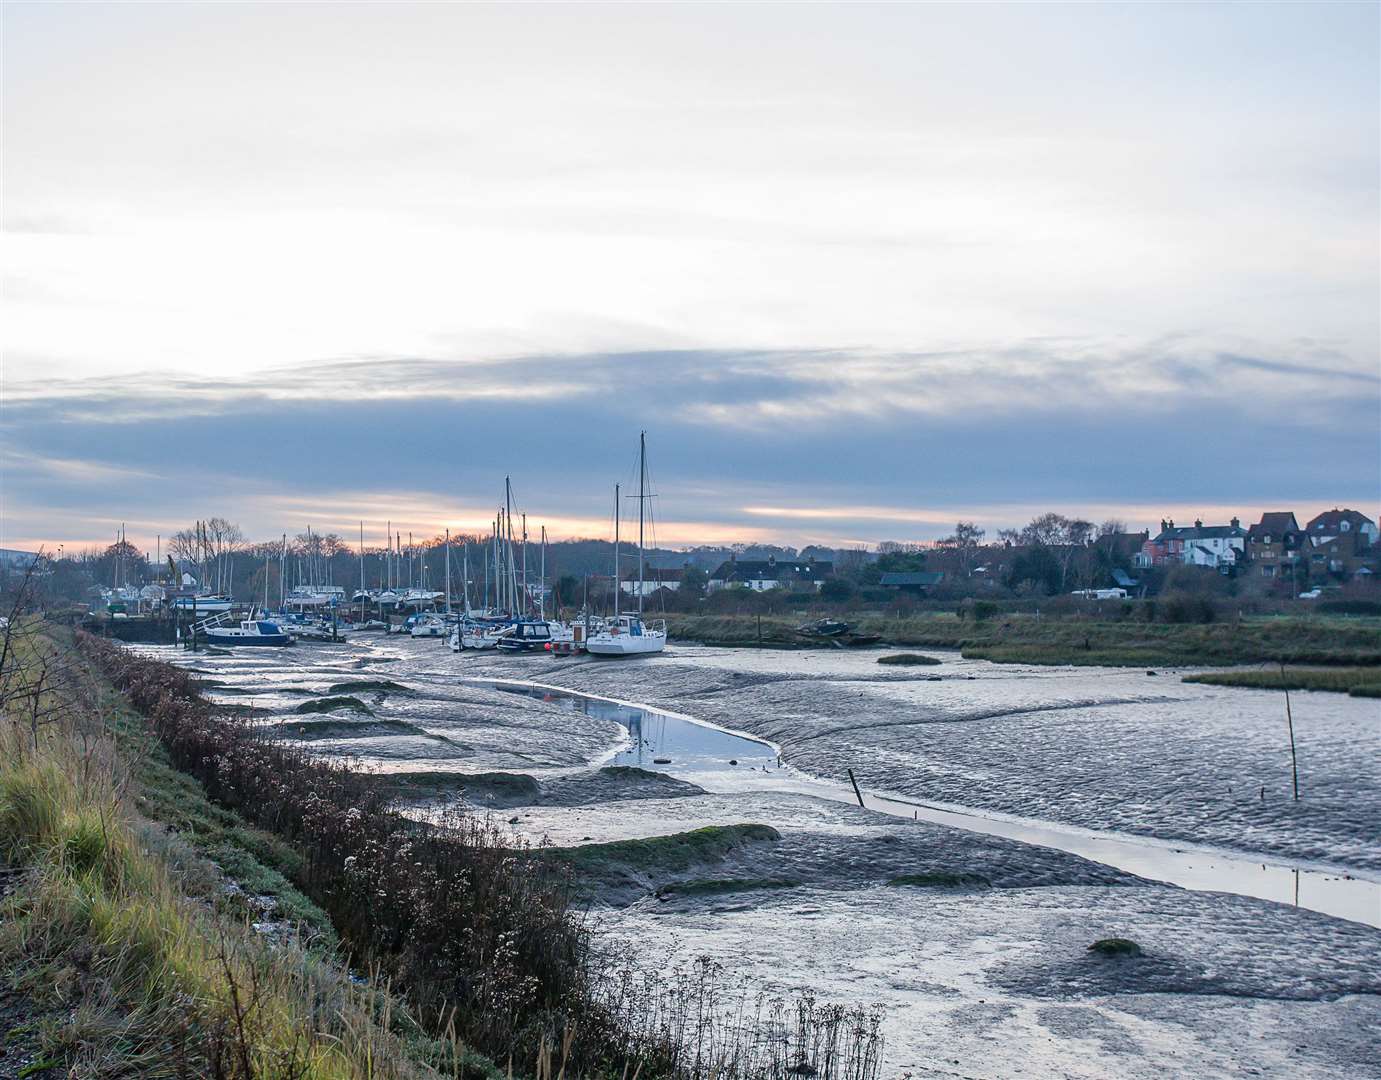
top-left (3, 341), bottom-right (1376, 550)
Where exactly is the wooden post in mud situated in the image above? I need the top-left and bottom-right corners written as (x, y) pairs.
top-left (847, 768), bottom-right (865, 808)
top-left (756, 613), bottom-right (762, 646)
top-left (1280, 662), bottom-right (1299, 801)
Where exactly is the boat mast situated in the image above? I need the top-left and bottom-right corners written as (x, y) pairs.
top-left (613, 483), bottom-right (620, 619)
top-left (638, 430), bottom-right (646, 616)
top-left (539, 526), bottom-right (547, 620)
top-left (521, 512), bottom-right (528, 617)
top-left (444, 528), bottom-right (452, 615)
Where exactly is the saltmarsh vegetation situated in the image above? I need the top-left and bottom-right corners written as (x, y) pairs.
top-left (666, 611), bottom-right (1381, 668)
top-left (1183, 667), bottom-right (1381, 697)
top-left (1, 615), bottom-right (886, 1079)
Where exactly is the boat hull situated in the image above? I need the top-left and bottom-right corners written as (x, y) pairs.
top-left (203, 631), bottom-right (292, 647)
top-left (585, 633), bottom-right (666, 656)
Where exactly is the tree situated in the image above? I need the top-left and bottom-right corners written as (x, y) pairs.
top-left (820, 578), bottom-right (854, 603)
top-left (1006, 546), bottom-right (1062, 595)
top-left (679, 566), bottom-right (709, 600)
top-left (939, 521), bottom-right (986, 577)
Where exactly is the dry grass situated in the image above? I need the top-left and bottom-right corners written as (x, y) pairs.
top-left (1, 634), bottom-right (462, 1079)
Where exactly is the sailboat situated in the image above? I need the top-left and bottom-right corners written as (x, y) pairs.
top-left (586, 432), bottom-right (667, 657)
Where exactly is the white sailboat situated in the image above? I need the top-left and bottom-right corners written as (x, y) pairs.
top-left (586, 432), bottom-right (667, 657)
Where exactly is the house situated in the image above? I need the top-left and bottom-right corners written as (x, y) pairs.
top-left (707, 554), bottom-right (833, 592)
top-left (1305, 509), bottom-right (1378, 547)
top-left (878, 571), bottom-right (944, 593)
top-left (1246, 512), bottom-right (1308, 578)
top-left (620, 566), bottom-right (685, 596)
top-left (1138, 519), bottom-right (1246, 570)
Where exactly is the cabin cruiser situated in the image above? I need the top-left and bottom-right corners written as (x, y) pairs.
top-left (585, 614), bottom-right (666, 656)
top-left (203, 618), bottom-right (293, 647)
top-left (494, 620), bottom-right (553, 653)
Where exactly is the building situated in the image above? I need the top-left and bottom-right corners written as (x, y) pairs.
top-left (707, 554), bottom-right (833, 592)
top-left (1305, 509), bottom-right (1378, 547)
top-left (1246, 512), bottom-right (1308, 578)
top-left (619, 566), bottom-right (686, 596)
top-left (878, 571), bottom-right (944, 593)
top-left (1137, 519), bottom-right (1246, 570)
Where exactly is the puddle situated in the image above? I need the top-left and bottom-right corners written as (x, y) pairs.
top-left (479, 677), bottom-right (1381, 930)
top-left (486, 680), bottom-right (779, 772)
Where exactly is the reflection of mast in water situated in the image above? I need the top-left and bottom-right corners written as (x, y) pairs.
top-left (628, 707), bottom-right (644, 765)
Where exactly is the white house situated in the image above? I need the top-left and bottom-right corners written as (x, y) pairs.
top-left (619, 567), bottom-right (685, 596)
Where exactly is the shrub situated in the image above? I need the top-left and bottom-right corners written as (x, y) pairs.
top-left (1319, 599), bottom-right (1381, 617)
top-left (1088, 938), bottom-right (1142, 957)
top-left (1157, 592), bottom-right (1217, 624)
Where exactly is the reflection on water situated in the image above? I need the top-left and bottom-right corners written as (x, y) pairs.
top-left (489, 682), bottom-right (778, 772)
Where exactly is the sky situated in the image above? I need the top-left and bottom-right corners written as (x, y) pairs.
top-left (3, 2), bottom-right (1378, 554)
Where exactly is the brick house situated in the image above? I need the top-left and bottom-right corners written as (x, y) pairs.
top-left (1246, 512), bottom-right (1308, 578)
top-left (1304, 509), bottom-right (1379, 547)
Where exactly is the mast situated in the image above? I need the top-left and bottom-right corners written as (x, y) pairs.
top-left (463, 542), bottom-right (471, 615)
top-left (521, 512), bottom-right (528, 617)
top-left (539, 526), bottom-right (547, 620)
top-left (359, 521), bottom-right (365, 597)
top-left (444, 528), bottom-right (452, 614)
top-left (504, 479), bottom-right (516, 616)
top-left (638, 430), bottom-right (646, 615)
top-left (279, 534), bottom-right (287, 609)
top-left (613, 483), bottom-right (620, 619)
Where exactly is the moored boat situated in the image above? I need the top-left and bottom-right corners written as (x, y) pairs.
top-left (494, 620), bottom-right (554, 652)
top-left (204, 618), bottom-right (293, 647)
top-left (585, 614), bottom-right (666, 656)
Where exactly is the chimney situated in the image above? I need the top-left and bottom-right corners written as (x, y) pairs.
top-left (1230, 517), bottom-right (1240, 528)
top-left (1160, 519), bottom-right (1168, 532)
top-left (1194, 518), bottom-right (1203, 529)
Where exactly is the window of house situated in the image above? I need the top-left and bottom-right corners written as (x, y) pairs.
top-left (1342, 521), bottom-right (1351, 532)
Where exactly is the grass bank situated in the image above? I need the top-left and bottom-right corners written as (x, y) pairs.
top-left (1, 624), bottom-right (472, 1080)
top-left (665, 613), bottom-right (1381, 667)
top-left (1183, 667), bottom-right (1381, 697)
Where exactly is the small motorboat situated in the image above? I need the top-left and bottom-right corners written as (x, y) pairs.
top-left (797, 618), bottom-right (851, 638)
top-left (494, 620), bottom-right (554, 652)
top-left (203, 618), bottom-right (293, 647)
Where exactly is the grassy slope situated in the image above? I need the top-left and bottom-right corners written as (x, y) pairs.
top-left (0, 629), bottom-right (489, 1080)
top-left (665, 612), bottom-right (1381, 667)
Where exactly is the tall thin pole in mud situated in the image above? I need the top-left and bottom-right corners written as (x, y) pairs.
top-left (1281, 662), bottom-right (1300, 800)
top-left (847, 768), bottom-right (865, 808)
